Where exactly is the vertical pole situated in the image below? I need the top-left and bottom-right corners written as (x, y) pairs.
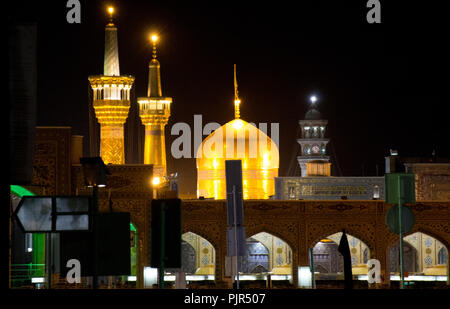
top-left (159, 201), bottom-right (165, 289)
top-left (92, 185), bottom-right (98, 289)
top-left (232, 186), bottom-right (239, 289)
top-left (397, 177), bottom-right (404, 289)
top-left (9, 190), bottom-right (12, 288)
top-left (47, 196), bottom-right (57, 289)
top-left (309, 248), bottom-right (316, 289)
top-left (46, 233), bottom-right (52, 289)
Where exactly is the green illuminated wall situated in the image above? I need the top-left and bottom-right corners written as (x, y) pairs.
top-left (130, 222), bottom-right (137, 276)
top-left (12, 186), bottom-right (138, 279)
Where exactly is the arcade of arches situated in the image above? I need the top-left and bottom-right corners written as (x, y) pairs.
top-left (313, 232), bottom-right (448, 283)
top-left (177, 232), bottom-right (293, 283)
top-left (11, 185), bottom-right (450, 289)
top-left (175, 230), bottom-right (447, 288)
top-left (181, 199), bottom-right (450, 288)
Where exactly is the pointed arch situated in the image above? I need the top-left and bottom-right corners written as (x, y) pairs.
top-left (181, 231), bottom-right (216, 277)
top-left (181, 227), bottom-right (219, 252)
top-left (307, 224), bottom-right (375, 254)
top-left (311, 232), bottom-right (372, 276)
top-left (387, 230), bottom-right (449, 277)
top-left (243, 231), bottom-right (294, 281)
top-left (243, 236), bottom-right (270, 274)
top-left (245, 224), bottom-right (296, 252)
top-left (388, 227), bottom-right (450, 250)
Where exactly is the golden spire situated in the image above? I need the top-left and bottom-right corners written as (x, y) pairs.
top-left (104, 6), bottom-right (120, 76)
top-left (151, 34), bottom-right (158, 59)
top-left (147, 34), bottom-right (162, 97)
top-left (234, 64), bottom-right (241, 119)
top-left (107, 6), bottom-right (115, 24)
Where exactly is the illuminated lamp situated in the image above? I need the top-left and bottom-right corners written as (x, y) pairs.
top-left (152, 176), bottom-right (161, 186)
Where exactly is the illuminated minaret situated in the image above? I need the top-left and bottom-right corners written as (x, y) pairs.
top-left (88, 7), bottom-right (135, 164)
top-left (138, 35), bottom-right (172, 177)
top-left (297, 95), bottom-right (331, 176)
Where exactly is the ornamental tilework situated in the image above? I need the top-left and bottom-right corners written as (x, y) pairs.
top-left (424, 255), bottom-right (433, 266)
top-left (202, 255), bottom-right (210, 265)
top-left (33, 127), bottom-right (71, 195)
top-left (424, 237), bottom-right (433, 248)
top-left (350, 237), bottom-right (359, 247)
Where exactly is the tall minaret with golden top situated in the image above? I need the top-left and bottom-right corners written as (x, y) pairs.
top-left (88, 7), bottom-right (135, 164)
top-left (138, 34), bottom-right (172, 177)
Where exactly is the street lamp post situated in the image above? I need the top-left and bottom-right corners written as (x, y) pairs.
top-left (80, 157), bottom-right (109, 289)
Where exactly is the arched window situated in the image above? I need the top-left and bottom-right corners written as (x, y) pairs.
top-left (363, 247), bottom-right (369, 264)
top-left (312, 232), bottom-right (370, 279)
top-left (241, 232), bottom-right (293, 285)
top-left (438, 247), bottom-right (448, 265)
top-left (181, 232), bottom-right (215, 278)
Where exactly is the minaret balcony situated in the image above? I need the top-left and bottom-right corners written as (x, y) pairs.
top-left (137, 97), bottom-right (172, 123)
top-left (137, 98), bottom-right (172, 109)
top-left (88, 75), bottom-right (135, 86)
top-left (89, 75), bottom-right (134, 101)
top-left (139, 114), bottom-right (170, 126)
top-left (93, 100), bottom-right (130, 125)
top-left (93, 99), bottom-right (131, 108)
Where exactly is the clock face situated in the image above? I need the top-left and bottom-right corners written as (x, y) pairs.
top-left (312, 145), bottom-right (320, 154)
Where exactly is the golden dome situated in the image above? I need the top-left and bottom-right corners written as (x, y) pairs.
top-left (196, 118), bottom-right (279, 199)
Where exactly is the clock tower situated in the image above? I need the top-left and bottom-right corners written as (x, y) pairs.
top-left (297, 96), bottom-right (331, 176)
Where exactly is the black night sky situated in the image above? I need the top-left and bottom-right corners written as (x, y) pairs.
top-left (10, 1), bottom-right (449, 195)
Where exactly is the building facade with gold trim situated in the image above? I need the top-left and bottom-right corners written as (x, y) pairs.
top-left (10, 8), bottom-right (450, 289)
top-left (13, 126), bottom-right (449, 289)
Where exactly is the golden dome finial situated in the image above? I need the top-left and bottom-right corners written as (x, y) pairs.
top-left (151, 34), bottom-right (159, 59)
top-left (107, 6), bottom-right (115, 24)
top-left (234, 64), bottom-right (241, 119)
